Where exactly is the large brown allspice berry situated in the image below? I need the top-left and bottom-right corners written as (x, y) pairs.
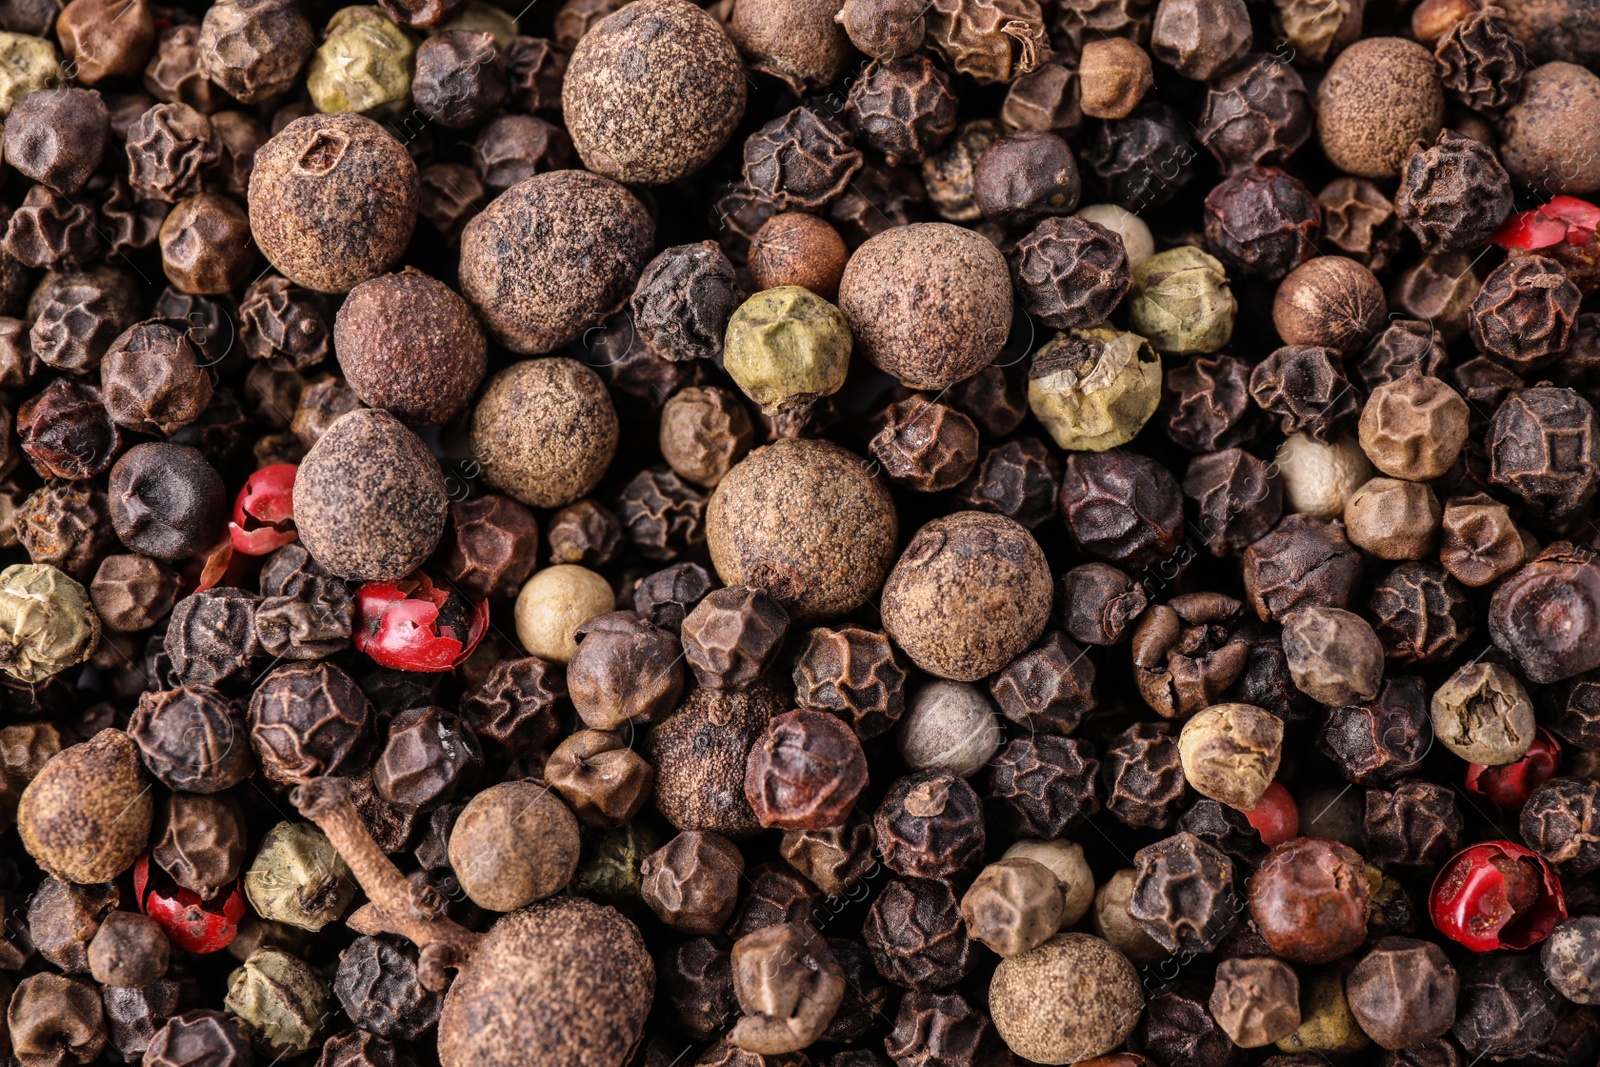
top-left (247, 113), bottom-right (418, 294)
top-left (18, 729), bottom-right (152, 884)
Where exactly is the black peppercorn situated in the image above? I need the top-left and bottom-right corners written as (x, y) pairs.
top-left (248, 660), bottom-right (373, 786)
top-left (1363, 778), bottom-right (1463, 870)
top-left (864, 877), bottom-right (976, 990)
top-left (130, 685), bottom-right (253, 792)
top-left (7, 88), bottom-right (109, 196)
top-left (1204, 167), bottom-right (1321, 280)
top-left (743, 107), bottom-right (864, 211)
top-left (845, 55), bottom-right (958, 167)
top-left (1395, 131), bottom-right (1514, 254)
top-left (1521, 776), bottom-right (1600, 875)
top-left (335, 935), bottom-right (444, 1041)
top-left (1061, 451), bottom-right (1184, 568)
top-left (18, 377), bottom-right (122, 479)
top-left (1127, 832), bottom-right (1240, 954)
top-left (874, 771), bottom-right (986, 879)
top-left (1008, 215), bottom-right (1131, 330)
top-left (165, 588), bottom-right (260, 687)
top-left (108, 443), bottom-right (226, 562)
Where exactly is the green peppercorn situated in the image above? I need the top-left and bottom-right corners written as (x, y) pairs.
top-left (0, 564), bottom-right (99, 682)
top-left (225, 946), bottom-right (332, 1057)
top-left (0, 33), bottom-right (63, 117)
top-left (1128, 245), bottom-right (1236, 354)
top-left (572, 822), bottom-right (661, 905)
top-left (307, 6), bottom-right (417, 117)
top-left (242, 821), bottom-right (356, 932)
top-left (724, 286), bottom-right (853, 414)
top-left (1027, 326), bottom-right (1162, 452)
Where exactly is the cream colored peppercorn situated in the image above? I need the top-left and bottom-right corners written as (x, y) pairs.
top-left (514, 565), bottom-right (615, 664)
top-left (1178, 703), bottom-right (1283, 810)
top-left (1003, 838), bottom-right (1095, 925)
top-left (1027, 327), bottom-right (1162, 452)
top-left (896, 680), bottom-right (1002, 777)
top-left (1275, 433), bottom-right (1373, 519)
top-left (1358, 373), bottom-right (1470, 481)
top-left (1344, 477), bottom-right (1442, 560)
top-left (1077, 204), bottom-right (1154, 268)
top-left (0, 34), bottom-right (63, 117)
top-left (1430, 661), bottom-right (1536, 766)
top-left (723, 286), bottom-right (852, 414)
top-left (960, 857), bottom-right (1065, 957)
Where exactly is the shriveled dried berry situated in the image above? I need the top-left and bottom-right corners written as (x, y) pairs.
top-left (1008, 215), bottom-right (1131, 329)
top-left (1060, 450), bottom-right (1183, 568)
top-left (1395, 131), bottom-right (1513, 254)
top-left (988, 735), bottom-right (1101, 837)
top-left (1199, 55), bottom-right (1313, 173)
top-left (743, 107), bottom-right (864, 211)
top-left (1470, 256), bottom-right (1581, 370)
top-left (870, 396), bottom-right (980, 492)
top-left (1127, 832), bottom-right (1238, 954)
top-left (1488, 387), bottom-right (1600, 521)
top-left (1204, 167), bottom-right (1321, 280)
top-left (865, 877), bottom-right (975, 989)
top-left (874, 771), bottom-right (986, 879)
top-left (845, 55), bottom-right (958, 167)
top-left (745, 710), bottom-right (867, 830)
top-left (957, 437), bottom-right (1061, 529)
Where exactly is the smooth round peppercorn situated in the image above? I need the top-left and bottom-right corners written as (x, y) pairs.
top-left (1274, 256), bottom-right (1387, 356)
top-left (990, 934), bottom-right (1142, 1064)
top-left (838, 222), bottom-right (1013, 391)
top-left (1316, 37), bottom-right (1445, 178)
top-left (293, 409), bottom-right (448, 582)
top-left (1178, 704), bottom-right (1284, 810)
top-left (897, 680), bottom-right (1002, 777)
top-left (563, 0), bottom-right (746, 185)
top-left (19, 729), bottom-right (151, 884)
top-left (108, 443), bottom-right (227, 562)
top-left (334, 269), bottom-right (486, 427)
top-left (882, 512), bottom-right (1052, 682)
top-left (248, 112), bottom-right (416, 294)
top-left (514, 564), bottom-right (614, 664)
top-left (1344, 478), bottom-right (1442, 560)
top-left (471, 358), bottom-right (618, 510)
top-left (1251, 837), bottom-right (1371, 964)
top-left (724, 287), bottom-right (852, 414)
top-left (707, 438), bottom-right (897, 623)
top-left (1275, 433), bottom-right (1373, 520)
top-left (88, 910), bottom-right (170, 989)
top-left (1500, 62), bottom-right (1600, 196)
top-left (748, 212), bottom-right (849, 300)
top-left (448, 780), bottom-right (581, 911)
top-left (460, 170), bottom-right (653, 355)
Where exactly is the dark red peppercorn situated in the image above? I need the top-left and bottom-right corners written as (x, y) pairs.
top-left (743, 709), bottom-right (868, 830)
top-left (873, 771), bottom-right (986, 879)
top-left (1465, 730), bottom-right (1562, 815)
top-left (1249, 837), bottom-right (1371, 964)
top-left (1429, 840), bottom-right (1566, 952)
top-left (18, 378), bottom-right (122, 481)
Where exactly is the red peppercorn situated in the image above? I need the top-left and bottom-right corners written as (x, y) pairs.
top-left (1493, 195), bottom-right (1600, 251)
top-left (133, 854), bottom-right (244, 954)
top-left (1464, 729), bottom-right (1562, 816)
top-left (1430, 840), bottom-right (1566, 952)
top-left (1242, 780), bottom-right (1299, 846)
top-left (228, 462), bottom-right (299, 555)
top-left (354, 572), bottom-right (489, 672)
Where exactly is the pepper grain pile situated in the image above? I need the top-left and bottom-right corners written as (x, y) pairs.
top-left (0, 0), bottom-right (1599, 1065)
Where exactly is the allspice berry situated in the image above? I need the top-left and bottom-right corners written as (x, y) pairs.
top-left (247, 112), bottom-right (418, 294)
top-left (647, 678), bottom-right (787, 839)
top-left (333, 269), bottom-right (487, 427)
top-left (293, 409), bottom-right (448, 582)
top-left (1500, 62), bottom-right (1600, 196)
top-left (459, 170), bottom-right (653, 354)
top-left (989, 934), bottom-right (1143, 1065)
top-left (724, 287), bottom-right (853, 414)
top-left (514, 564), bottom-right (615, 664)
top-left (838, 222), bottom-right (1013, 390)
top-left (707, 439), bottom-right (897, 622)
top-left (471, 358), bottom-right (618, 509)
top-left (436, 897), bottom-right (653, 1067)
top-left (563, 0), bottom-right (747, 185)
top-left (88, 911), bottom-right (170, 988)
top-left (18, 729), bottom-right (152, 884)
top-left (1178, 703), bottom-right (1284, 810)
top-left (748, 212), bottom-right (849, 300)
top-left (447, 780), bottom-right (581, 911)
top-left (882, 512), bottom-right (1052, 682)
top-left (1316, 38), bottom-right (1445, 178)
top-left (0, 563), bottom-right (99, 682)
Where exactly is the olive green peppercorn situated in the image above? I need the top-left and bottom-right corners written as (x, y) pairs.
top-left (0, 33), bottom-right (63, 117)
top-left (1430, 661), bottom-right (1535, 765)
top-left (306, 6), bottom-right (417, 117)
top-left (1027, 326), bottom-right (1161, 452)
top-left (471, 358), bottom-right (619, 509)
top-left (242, 821), bottom-right (356, 932)
top-left (1128, 246), bottom-right (1236, 354)
top-left (724, 286), bottom-right (853, 414)
top-left (0, 563), bottom-right (99, 681)
top-left (225, 946), bottom-right (331, 1057)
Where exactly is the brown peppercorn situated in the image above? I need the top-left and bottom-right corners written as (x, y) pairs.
top-left (1318, 178), bottom-right (1403, 273)
top-left (89, 911), bottom-right (170, 989)
top-left (1522, 775), bottom-right (1600, 875)
top-left (568, 611), bottom-right (683, 731)
top-left (1211, 957), bottom-right (1301, 1048)
top-left (647, 678), bottom-right (786, 839)
top-left (1500, 62), bottom-right (1600, 196)
top-left (838, 0), bottom-right (925, 59)
top-left (1177, 703), bottom-right (1283, 809)
top-left (448, 780), bottom-right (580, 912)
top-left (126, 102), bottom-right (218, 203)
top-left (926, 0), bottom-right (1048, 84)
top-left (546, 500), bottom-right (623, 569)
top-left (1344, 478), bottom-right (1442, 560)
top-left (741, 106), bottom-right (862, 211)
top-left (1356, 373), bottom-right (1470, 482)
top-left (1281, 606), bottom-right (1384, 706)
top-left (745, 709), bottom-right (867, 830)
top-left (1162, 353), bottom-right (1254, 453)
top-left (1440, 495), bottom-right (1522, 586)
top-left (108, 442), bottom-right (226, 562)
top-left (248, 661), bottom-right (371, 785)
top-left (956, 436), bottom-right (1061, 530)
top-left (1199, 55), bottom-right (1313, 173)
top-left (1128, 832), bottom-right (1239, 953)
top-left (411, 30), bottom-right (506, 129)
top-left (632, 241), bottom-right (743, 364)
top-left (9, 973), bottom-right (106, 1066)
top-left (90, 554), bottom-right (176, 633)
top-left (1469, 255), bottom-right (1581, 370)
top-left (1344, 937), bottom-right (1458, 1050)
top-left (974, 131), bottom-right (1081, 231)
top-left (472, 358), bottom-right (618, 510)
top-left (1244, 514), bottom-right (1364, 623)
top-left (640, 830), bottom-right (744, 934)
top-left (1205, 167), bottom-right (1321, 281)
top-left (1250, 838), bottom-right (1370, 964)
top-left (1151, 0), bottom-right (1249, 79)
top-left (1183, 449), bottom-right (1283, 557)
top-left (334, 269), bottom-right (486, 427)
top-left (1490, 543), bottom-right (1600, 685)
top-left (1248, 345), bottom-right (1358, 444)
top-left (845, 55), bottom-right (957, 167)
top-left (545, 729), bottom-right (654, 829)
top-left (748, 213), bottom-right (849, 300)
top-left (28, 876), bottom-right (118, 973)
top-left (838, 222), bottom-right (1013, 391)
top-left (248, 112), bottom-right (418, 294)
top-left (729, 922), bottom-right (845, 1054)
top-left (564, 0), bottom-right (746, 185)
top-left (1273, 256), bottom-right (1388, 356)
top-left (1396, 131), bottom-right (1513, 254)
top-left (58, 0), bottom-right (156, 84)
top-left (18, 729), bottom-right (152, 884)
top-left (708, 438), bottom-right (898, 623)
top-left (1130, 595), bottom-right (1251, 719)
top-left (875, 771), bottom-right (986, 879)
top-left (681, 586), bottom-right (789, 691)
top-left (616, 468), bottom-right (708, 561)
top-left (159, 192), bottom-right (256, 295)
top-left (100, 320), bottom-right (212, 436)
top-left (198, 0), bottom-right (314, 103)
top-left (961, 858), bottom-right (1065, 958)
top-left (781, 819), bottom-right (875, 896)
top-left (153, 791), bottom-right (247, 899)
top-left (870, 395), bottom-right (980, 492)
top-left (660, 386), bottom-right (755, 489)
top-left (1316, 38), bottom-right (1445, 178)
top-left (294, 409), bottom-right (447, 582)
top-left (1488, 387), bottom-right (1600, 521)
top-left (1078, 38), bottom-right (1151, 119)
top-left (1061, 450), bottom-right (1185, 567)
top-left (31, 267), bottom-right (143, 374)
top-left (434, 494), bottom-right (540, 602)
top-left (2, 186), bottom-right (97, 270)
top-left (989, 735), bottom-right (1101, 837)
top-left (130, 685), bottom-right (252, 792)
top-left (371, 706), bottom-right (480, 814)
top-left (986, 629), bottom-right (1092, 734)
top-left (886, 990), bottom-right (995, 1067)
top-left (791, 625), bottom-right (906, 738)
top-left (1363, 778), bottom-right (1462, 870)
top-left (7, 88), bottom-right (108, 197)
top-left (882, 512), bottom-right (1051, 682)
